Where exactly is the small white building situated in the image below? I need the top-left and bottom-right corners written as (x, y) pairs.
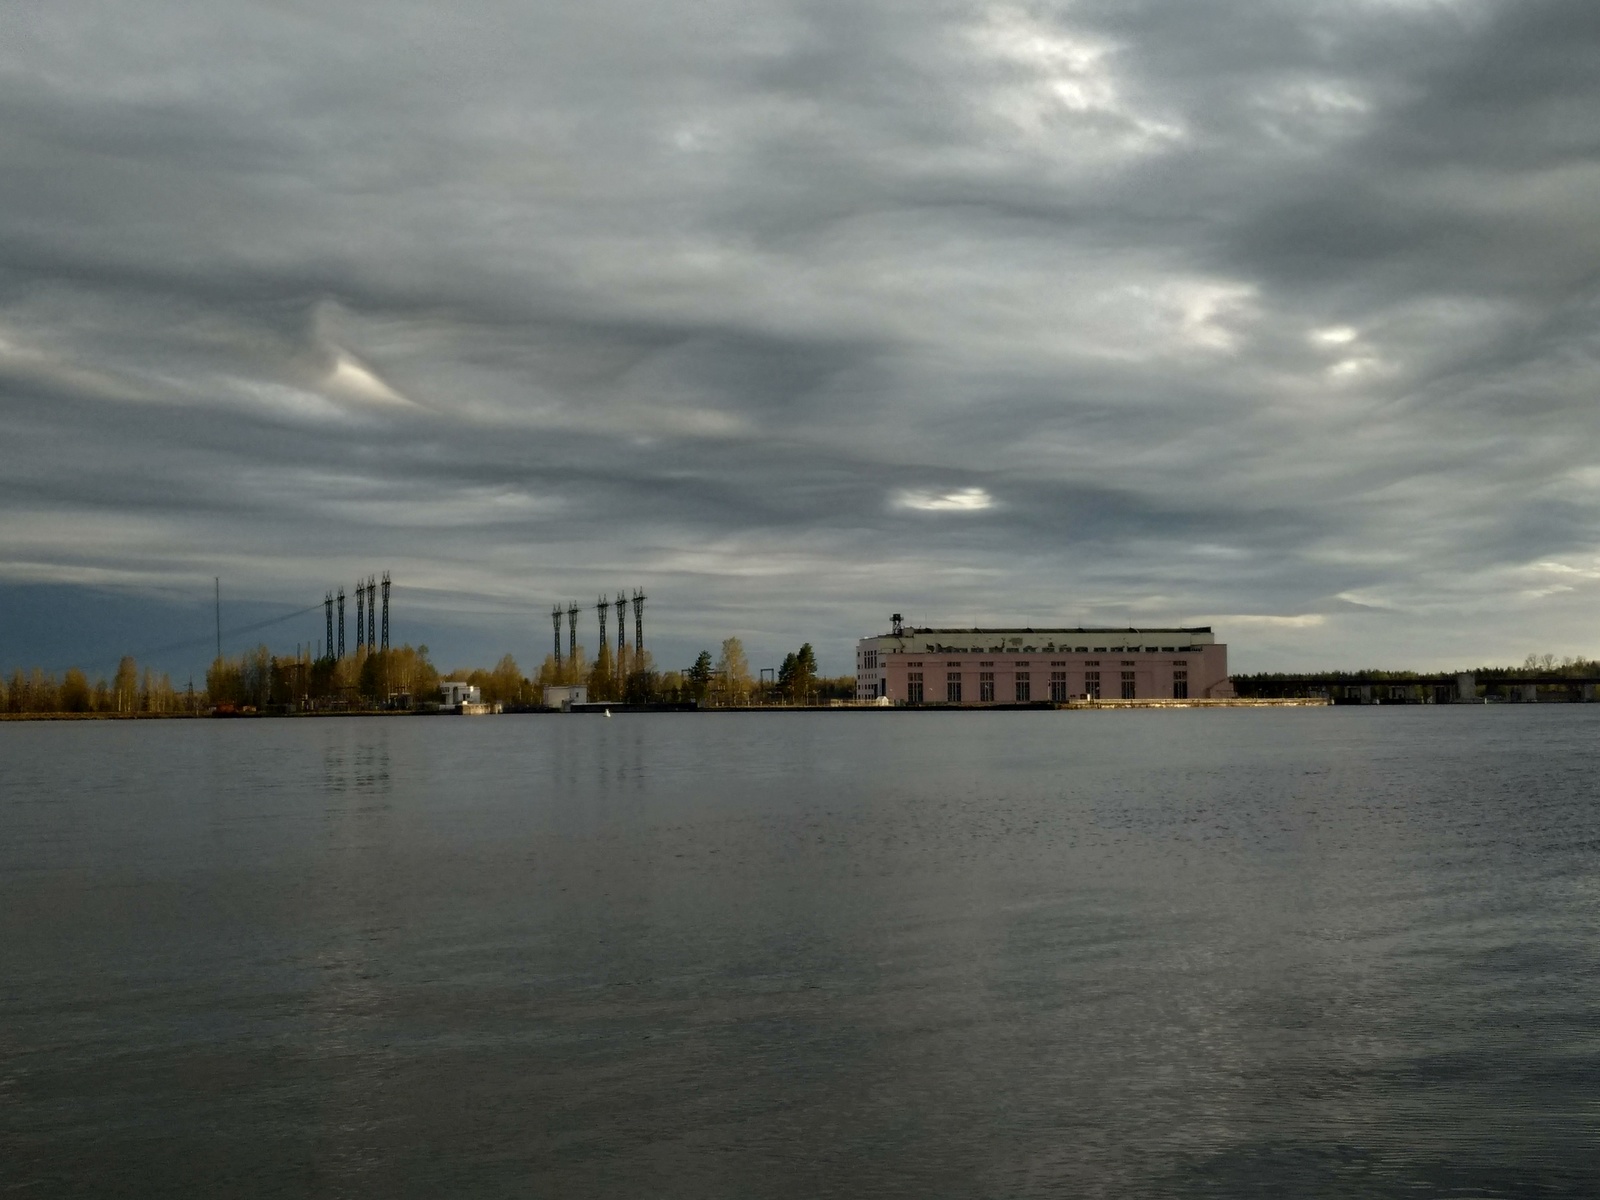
top-left (439, 681), bottom-right (482, 709)
top-left (542, 685), bottom-right (589, 711)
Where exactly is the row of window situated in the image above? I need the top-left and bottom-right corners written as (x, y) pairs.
top-left (903, 669), bottom-right (1190, 702)
top-left (904, 658), bottom-right (1187, 667)
top-left (891, 646), bottom-right (1203, 657)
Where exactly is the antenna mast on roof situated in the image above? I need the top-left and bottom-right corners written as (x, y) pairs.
top-left (891, 612), bottom-right (904, 638)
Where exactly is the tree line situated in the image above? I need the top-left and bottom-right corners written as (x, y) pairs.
top-left (1, 644), bottom-right (440, 715)
top-left (3, 636), bottom-right (856, 714)
top-left (205, 643), bottom-right (440, 711)
top-left (3, 658), bottom-right (187, 715)
top-left (1234, 654), bottom-right (1600, 687)
top-left (677, 639), bottom-right (851, 705)
top-left (530, 637), bottom-right (849, 705)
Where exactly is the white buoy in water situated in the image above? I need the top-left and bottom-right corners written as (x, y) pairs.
top-left (604, 708), bottom-right (611, 718)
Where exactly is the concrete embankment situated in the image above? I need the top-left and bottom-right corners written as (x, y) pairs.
top-left (1061, 697), bottom-right (1329, 709)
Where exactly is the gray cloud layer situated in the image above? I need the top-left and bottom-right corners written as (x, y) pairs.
top-left (4, 0), bottom-right (1600, 672)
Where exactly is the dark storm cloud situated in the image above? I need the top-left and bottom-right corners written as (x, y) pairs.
top-left (3, 0), bottom-right (1600, 673)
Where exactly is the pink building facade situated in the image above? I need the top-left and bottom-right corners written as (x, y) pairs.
top-left (855, 623), bottom-right (1230, 704)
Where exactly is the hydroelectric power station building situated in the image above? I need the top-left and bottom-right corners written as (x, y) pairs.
top-left (855, 618), bottom-right (1231, 704)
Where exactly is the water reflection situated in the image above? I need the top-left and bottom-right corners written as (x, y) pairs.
top-left (1, 709), bottom-right (1597, 1196)
top-left (320, 721), bottom-right (394, 799)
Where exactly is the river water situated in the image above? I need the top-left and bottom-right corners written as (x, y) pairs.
top-left (2, 708), bottom-right (1597, 1196)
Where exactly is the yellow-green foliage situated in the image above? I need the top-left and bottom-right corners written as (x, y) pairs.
top-left (4, 661), bottom-right (182, 714)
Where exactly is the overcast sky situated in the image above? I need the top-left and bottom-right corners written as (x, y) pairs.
top-left (4, 0), bottom-right (1600, 676)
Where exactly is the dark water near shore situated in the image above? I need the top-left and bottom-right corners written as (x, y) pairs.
top-left (3, 708), bottom-right (1598, 1197)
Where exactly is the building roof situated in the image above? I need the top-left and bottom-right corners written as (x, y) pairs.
top-left (874, 626), bottom-right (1213, 637)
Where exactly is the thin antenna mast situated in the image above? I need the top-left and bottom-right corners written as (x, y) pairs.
top-left (632, 589), bottom-right (646, 658)
top-left (552, 605), bottom-right (564, 669)
top-left (214, 578), bottom-right (221, 662)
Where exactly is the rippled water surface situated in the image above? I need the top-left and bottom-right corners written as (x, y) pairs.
top-left (3, 708), bottom-right (1598, 1196)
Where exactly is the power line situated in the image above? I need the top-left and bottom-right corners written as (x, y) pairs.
top-left (33, 601), bottom-right (327, 678)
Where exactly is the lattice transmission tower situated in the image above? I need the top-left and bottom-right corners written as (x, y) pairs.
top-left (615, 593), bottom-right (627, 674)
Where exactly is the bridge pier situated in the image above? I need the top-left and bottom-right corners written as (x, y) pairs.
top-left (1456, 672), bottom-right (1476, 703)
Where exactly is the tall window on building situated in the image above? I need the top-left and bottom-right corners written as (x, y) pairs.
top-left (1173, 670), bottom-right (1188, 700)
top-left (907, 672), bottom-right (923, 704)
top-left (1050, 670), bottom-right (1067, 702)
top-left (1121, 671), bottom-right (1136, 699)
top-left (979, 671), bottom-right (994, 702)
top-left (1085, 671), bottom-right (1100, 699)
top-left (947, 672), bottom-right (963, 703)
top-left (1015, 672), bottom-right (1031, 702)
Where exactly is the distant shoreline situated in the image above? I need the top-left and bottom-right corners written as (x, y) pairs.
top-left (0, 698), bottom-right (1332, 721)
